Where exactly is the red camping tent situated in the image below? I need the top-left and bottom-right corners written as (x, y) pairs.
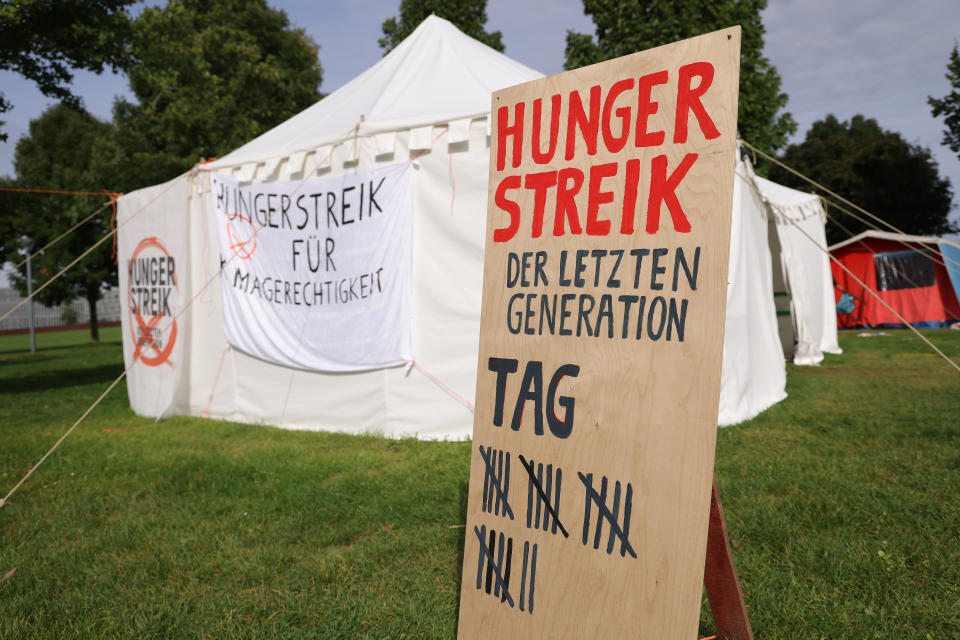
top-left (829, 231), bottom-right (960, 328)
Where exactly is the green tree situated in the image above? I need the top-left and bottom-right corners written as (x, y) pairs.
top-left (564, 0), bottom-right (795, 154)
top-left (0, 104), bottom-right (122, 342)
top-left (928, 43), bottom-right (960, 159)
top-left (379, 0), bottom-right (503, 54)
top-left (0, 175), bottom-right (27, 264)
top-left (0, 0), bottom-right (135, 141)
top-left (113, 0), bottom-right (323, 190)
top-left (769, 114), bottom-right (956, 245)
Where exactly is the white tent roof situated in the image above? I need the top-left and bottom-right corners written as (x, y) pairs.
top-left (828, 229), bottom-right (956, 252)
top-left (208, 15), bottom-right (542, 170)
top-left (752, 174), bottom-right (824, 223)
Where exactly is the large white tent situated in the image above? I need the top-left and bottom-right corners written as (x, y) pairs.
top-left (117, 16), bottom-right (787, 437)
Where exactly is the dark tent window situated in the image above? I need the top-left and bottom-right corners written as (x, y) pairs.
top-left (874, 250), bottom-right (936, 291)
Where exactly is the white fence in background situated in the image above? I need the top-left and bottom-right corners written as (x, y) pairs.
top-left (0, 287), bottom-right (121, 333)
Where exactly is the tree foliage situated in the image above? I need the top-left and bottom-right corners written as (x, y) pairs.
top-left (769, 115), bottom-right (956, 245)
top-left (564, 0), bottom-right (795, 154)
top-left (379, 0), bottom-right (503, 54)
top-left (928, 43), bottom-right (960, 159)
top-left (0, 0), bottom-right (135, 141)
top-left (113, 0), bottom-right (323, 190)
top-left (0, 104), bottom-right (122, 341)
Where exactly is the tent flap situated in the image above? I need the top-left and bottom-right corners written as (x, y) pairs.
top-left (753, 174), bottom-right (842, 362)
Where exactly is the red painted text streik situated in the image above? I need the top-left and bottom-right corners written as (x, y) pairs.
top-left (493, 61), bottom-right (721, 242)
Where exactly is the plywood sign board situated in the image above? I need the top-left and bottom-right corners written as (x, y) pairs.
top-left (457, 27), bottom-right (741, 639)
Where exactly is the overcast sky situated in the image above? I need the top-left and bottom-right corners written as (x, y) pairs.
top-left (1, 0), bottom-right (958, 215)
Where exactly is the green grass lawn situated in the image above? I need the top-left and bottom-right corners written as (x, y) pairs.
top-left (1, 327), bottom-right (958, 639)
top-left (0, 325), bottom-right (123, 354)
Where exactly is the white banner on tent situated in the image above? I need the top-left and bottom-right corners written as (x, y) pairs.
top-left (211, 164), bottom-right (414, 371)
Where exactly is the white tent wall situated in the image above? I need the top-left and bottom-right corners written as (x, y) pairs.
top-left (120, 142), bottom-right (787, 434)
top-left (718, 154), bottom-right (788, 425)
top-left (117, 174), bottom-right (193, 418)
top-left (753, 174), bottom-right (842, 365)
top-left (765, 215), bottom-right (796, 358)
top-left (117, 16), bottom-right (789, 436)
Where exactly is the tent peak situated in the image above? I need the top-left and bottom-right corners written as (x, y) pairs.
top-left (209, 12), bottom-right (541, 170)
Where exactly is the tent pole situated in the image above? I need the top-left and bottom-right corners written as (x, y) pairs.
top-left (25, 240), bottom-right (36, 355)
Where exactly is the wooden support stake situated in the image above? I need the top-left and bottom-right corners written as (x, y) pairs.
top-left (704, 478), bottom-right (754, 640)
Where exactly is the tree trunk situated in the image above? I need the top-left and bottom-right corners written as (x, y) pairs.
top-left (87, 292), bottom-right (100, 343)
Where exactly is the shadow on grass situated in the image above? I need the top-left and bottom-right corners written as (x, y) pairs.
top-left (0, 352), bottom-right (58, 366)
top-left (0, 340), bottom-right (123, 358)
top-left (0, 363), bottom-right (124, 394)
top-left (917, 426), bottom-right (960, 442)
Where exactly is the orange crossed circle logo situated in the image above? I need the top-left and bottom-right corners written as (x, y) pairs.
top-left (226, 212), bottom-right (258, 260)
top-left (127, 237), bottom-right (178, 368)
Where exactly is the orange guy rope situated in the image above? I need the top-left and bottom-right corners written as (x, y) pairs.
top-left (0, 166), bottom-right (196, 325)
top-left (405, 359), bottom-right (476, 413)
top-left (0, 186), bottom-right (113, 197)
top-left (12, 200), bottom-right (112, 269)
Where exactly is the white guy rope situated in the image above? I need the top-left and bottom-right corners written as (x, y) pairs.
top-left (0, 166), bottom-right (197, 325)
top-left (13, 200), bottom-right (113, 270)
top-left (738, 166), bottom-right (960, 374)
top-left (0, 221), bottom-right (237, 511)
